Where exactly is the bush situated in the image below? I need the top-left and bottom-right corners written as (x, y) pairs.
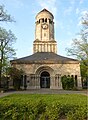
top-left (61, 75), bottom-right (74, 90)
top-left (1, 76), bottom-right (9, 91)
top-left (7, 67), bottom-right (24, 90)
top-left (0, 94), bottom-right (87, 120)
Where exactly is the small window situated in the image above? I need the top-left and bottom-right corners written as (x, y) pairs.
top-left (45, 18), bottom-right (47, 22)
top-left (24, 75), bottom-right (27, 85)
top-left (20, 75), bottom-right (23, 86)
top-left (71, 75), bottom-right (74, 78)
top-left (42, 18), bottom-right (44, 22)
top-left (75, 75), bottom-right (78, 87)
top-left (39, 19), bottom-right (40, 23)
top-left (49, 19), bottom-right (52, 24)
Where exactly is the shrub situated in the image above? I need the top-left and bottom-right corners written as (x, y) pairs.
top-left (61, 75), bottom-right (74, 90)
top-left (0, 94), bottom-right (87, 120)
top-left (7, 67), bottom-right (24, 90)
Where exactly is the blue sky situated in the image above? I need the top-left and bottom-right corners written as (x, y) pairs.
top-left (0, 0), bottom-right (88, 59)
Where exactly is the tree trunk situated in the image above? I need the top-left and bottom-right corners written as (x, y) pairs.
top-left (0, 39), bottom-right (3, 88)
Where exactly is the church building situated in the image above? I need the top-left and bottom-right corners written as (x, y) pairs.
top-left (11, 9), bottom-right (82, 89)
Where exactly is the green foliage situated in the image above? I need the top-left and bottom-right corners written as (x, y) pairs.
top-left (0, 27), bottom-right (16, 87)
top-left (0, 5), bottom-right (16, 88)
top-left (66, 12), bottom-right (88, 82)
top-left (81, 62), bottom-right (88, 88)
top-left (0, 27), bottom-right (16, 59)
top-left (1, 76), bottom-right (9, 91)
top-left (7, 67), bottom-right (24, 90)
top-left (61, 75), bottom-right (74, 90)
top-left (67, 107), bottom-right (87, 120)
top-left (0, 94), bottom-right (87, 120)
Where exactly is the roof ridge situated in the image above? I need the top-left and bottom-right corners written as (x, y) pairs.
top-left (37, 8), bottom-right (54, 18)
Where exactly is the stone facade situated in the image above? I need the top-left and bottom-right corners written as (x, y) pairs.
top-left (12, 61), bottom-right (82, 89)
top-left (11, 9), bottom-right (82, 89)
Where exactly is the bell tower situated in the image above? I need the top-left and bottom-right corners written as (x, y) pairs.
top-left (33, 9), bottom-right (57, 53)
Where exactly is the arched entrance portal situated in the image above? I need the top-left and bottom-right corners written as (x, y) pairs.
top-left (40, 71), bottom-right (50, 88)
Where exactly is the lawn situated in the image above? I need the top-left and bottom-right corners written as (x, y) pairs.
top-left (0, 94), bottom-right (87, 120)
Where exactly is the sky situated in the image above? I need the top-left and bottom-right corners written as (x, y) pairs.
top-left (0, 0), bottom-right (88, 59)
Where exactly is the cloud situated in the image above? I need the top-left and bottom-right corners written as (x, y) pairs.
top-left (36, 0), bottom-right (57, 17)
top-left (64, 6), bottom-right (73, 15)
top-left (70, 0), bottom-right (83, 5)
top-left (70, 0), bottom-right (75, 5)
top-left (79, 0), bottom-right (84, 4)
top-left (1, 0), bottom-right (25, 8)
top-left (64, 0), bottom-right (76, 16)
top-left (58, 22), bottom-right (64, 30)
top-left (10, 0), bottom-right (24, 8)
top-left (76, 8), bottom-right (80, 14)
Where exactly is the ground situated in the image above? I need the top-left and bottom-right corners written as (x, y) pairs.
top-left (0, 89), bottom-right (87, 98)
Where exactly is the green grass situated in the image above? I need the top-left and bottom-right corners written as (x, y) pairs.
top-left (0, 94), bottom-right (87, 120)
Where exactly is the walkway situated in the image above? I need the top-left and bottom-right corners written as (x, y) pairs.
top-left (0, 89), bottom-right (88, 98)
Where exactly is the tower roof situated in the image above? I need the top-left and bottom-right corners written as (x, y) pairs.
top-left (36, 8), bottom-right (54, 18)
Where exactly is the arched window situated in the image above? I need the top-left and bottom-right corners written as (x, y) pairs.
top-left (75, 75), bottom-right (78, 87)
top-left (49, 19), bottom-right (52, 24)
top-left (39, 19), bottom-right (40, 23)
top-left (45, 18), bottom-right (47, 22)
top-left (42, 18), bottom-right (44, 22)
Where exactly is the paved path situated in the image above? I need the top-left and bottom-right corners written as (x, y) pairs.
top-left (0, 89), bottom-right (88, 98)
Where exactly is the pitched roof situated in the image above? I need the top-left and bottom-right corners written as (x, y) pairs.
top-left (11, 52), bottom-right (79, 64)
top-left (36, 8), bottom-right (54, 18)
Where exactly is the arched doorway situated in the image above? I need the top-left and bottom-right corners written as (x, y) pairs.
top-left (40, 71), bottom-right (50, 88)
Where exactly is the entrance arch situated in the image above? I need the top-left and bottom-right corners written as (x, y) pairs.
top-left (35, 66), bottom-right (55, 89)
top-left (40, 71), bottom-right (50, 88)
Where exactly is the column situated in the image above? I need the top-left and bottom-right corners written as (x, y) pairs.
top-left (54, 75), bottom-right (59, 89)
top-left (38, 75), bottom-right (40, 88)
top-left (53, 44), bottom-right (55, 53)
top-left (50, 44), bottom-right (52, 52)
top-left (39, 44), bottom-right (40, 52)
top-left (50, 76), bottom-right (53, 89)
top-left (35, 75), bottom-right (40, 89)
top-left (42, 44), bottom-right (43, 52)
top-left (54, 44), bottom-right (57, 53)
top-left (38, 44), bottom-right (39, 52)
top-left (47, 44), bottom-right (48, 52)
top-left (45, 43), bottom-right (47, 52)
top-left (52, 44), bottom-right (53, 52)
top-left (59, 75), bottom-right (62, 89)
top-left (44, 43), bottom-right (45, 52)
top-left (32, 75), bottom-right (34, 86)
top-left (22, 75), bottom-right (25, 89)
top-left (40, 44), bottom-right (42, 52)
top-left (77, 76), bottom-right (82, 88)
top-left (36, 44), bottom-right (37, 52)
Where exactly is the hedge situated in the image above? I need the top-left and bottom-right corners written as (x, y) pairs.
top-left (0, 94), bottom-right (87, 120)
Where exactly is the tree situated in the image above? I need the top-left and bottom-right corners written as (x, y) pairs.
top-left (66, 12), bottom-right (88, 85)
top-left (7, 67), bottom-right (24, 90)
top-left (0, 5), bottom-right (14, 22)
top-left (0, 28), bottom-right (16, 87)
top-left (0, 5), bottom-right (16, 88)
